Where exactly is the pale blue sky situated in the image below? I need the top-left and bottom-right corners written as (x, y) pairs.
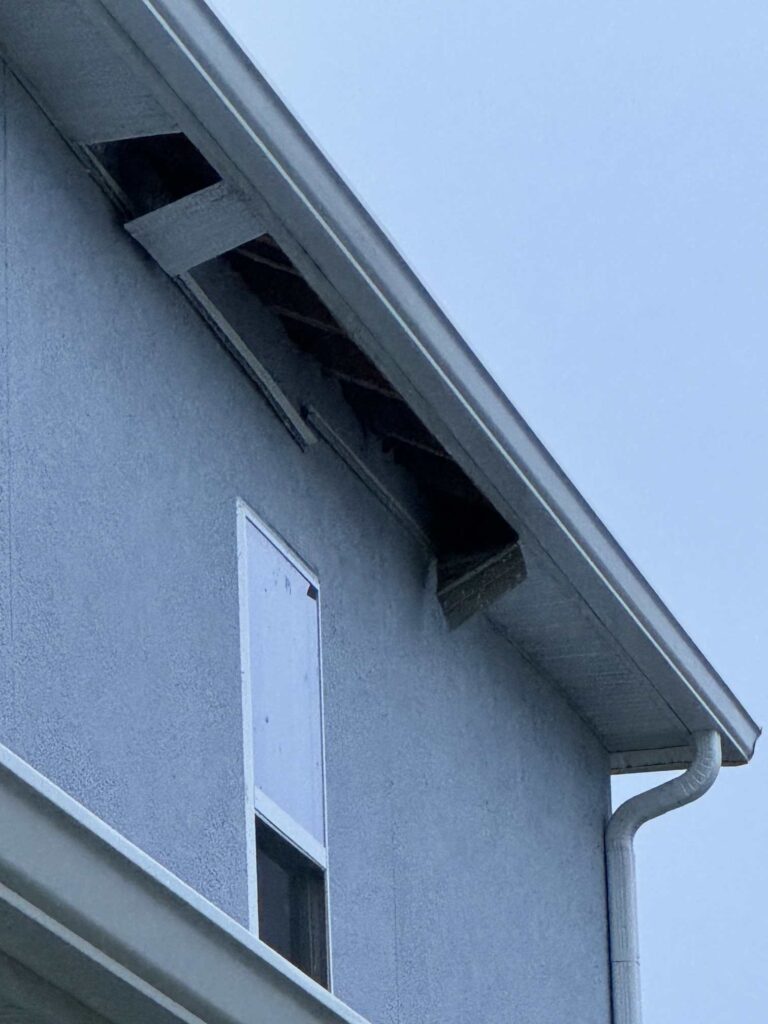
top-left (208, 3), bottom-right (767, 1019)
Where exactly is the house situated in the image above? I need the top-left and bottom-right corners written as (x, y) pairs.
top-left (0, 3), bottom-right (759, 1024)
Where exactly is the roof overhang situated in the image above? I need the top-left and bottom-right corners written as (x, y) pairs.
top-left (0, 0), bottom-right (759, 769)
top-left (0, 743), bottom-right (365, 1024)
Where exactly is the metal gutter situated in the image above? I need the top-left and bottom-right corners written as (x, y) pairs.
top-left (0, 743), bottom-right (369, 1024)
top-left (606, 730), bottom-right (722, 1023)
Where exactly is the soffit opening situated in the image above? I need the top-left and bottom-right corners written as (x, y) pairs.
top-left (227, 240), bottom-right (525, 622)
top-left (82, 132), bottom-right (526, 628)
top-left (90, 133), bottom-right (221, 216)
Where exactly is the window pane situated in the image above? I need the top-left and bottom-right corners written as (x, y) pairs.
top-left (246, 521), bottom-right (325, 842)
top-left (255, 830), bottom-right (293, 962)
top-left (256, 817), bottom-right (328, 986)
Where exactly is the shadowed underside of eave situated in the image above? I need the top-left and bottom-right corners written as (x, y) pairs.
top-left (101, 131), bottom-right (527, 628)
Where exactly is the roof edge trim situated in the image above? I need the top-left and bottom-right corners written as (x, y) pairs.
top-left (0, 742), bottom-right (369, 1024)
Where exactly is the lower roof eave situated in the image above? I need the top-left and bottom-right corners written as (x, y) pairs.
top-left (0, 743), bottom-right (368, 1024)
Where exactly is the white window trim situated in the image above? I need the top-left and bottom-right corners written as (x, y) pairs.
top-left (253, 784), bottom-right (327, 869)
top-left (236, 498), bottom-right (333, 986)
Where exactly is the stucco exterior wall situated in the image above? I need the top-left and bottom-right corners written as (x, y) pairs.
top-left (0, 67), bottom-right (612, 1024)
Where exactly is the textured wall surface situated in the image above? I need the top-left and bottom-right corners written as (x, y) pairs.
top-left (0, 67), bottom-right (612, 1024)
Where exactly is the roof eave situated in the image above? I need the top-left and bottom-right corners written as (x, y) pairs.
top-left (88, 0), bottom-right (758, 765)
top-left (2, 0), bottom-right (753, 769)
top-left (0, 743), bottom-right (366, 1024)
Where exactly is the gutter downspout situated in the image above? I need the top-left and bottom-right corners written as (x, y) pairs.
top-left (606, 729), bottom-right (722, 1024)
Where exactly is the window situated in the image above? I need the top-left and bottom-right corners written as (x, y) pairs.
top-left (238, 501), bottom-right (330, 987)
top-left (256, 818), bottom-right (328, 983)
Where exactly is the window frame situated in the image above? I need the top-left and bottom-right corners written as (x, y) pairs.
top-left (236, 498), bottom-right (333, 985)
top-left (255, 815), bottom-right (329, 986)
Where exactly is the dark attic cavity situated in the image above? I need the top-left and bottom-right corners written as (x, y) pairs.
top-left (86, 133), bottom-right (526, 627)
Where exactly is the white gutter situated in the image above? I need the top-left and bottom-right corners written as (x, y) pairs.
top-left (606, 729), bottom-right (722, 1024)
top-left (0, 743), bottom-right (369, 1024)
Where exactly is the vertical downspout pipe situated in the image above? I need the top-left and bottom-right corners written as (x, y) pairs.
top-left (606, 729), bottom-right (722, 1024)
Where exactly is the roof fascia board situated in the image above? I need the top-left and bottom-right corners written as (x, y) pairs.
top-left (0, 743), bottom-right (369, 1024)
top-left (0, 946), bottom-right (120, 1024)
top-left (77, 0), bottom-right (758, 763)
top-left (0, 885), bottom-right (202, 1024)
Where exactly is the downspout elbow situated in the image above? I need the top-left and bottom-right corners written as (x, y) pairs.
top-left (606, 729), bottom-right (722, 1024)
